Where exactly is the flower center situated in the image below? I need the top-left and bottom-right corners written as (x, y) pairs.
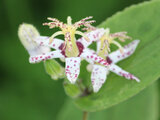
top-left (97, 29), bottom-right (110, 60)
top-left (98, 28), bottom-right (131, 59)
top-left (59, 41), bottom-right (84, 57)
top-left (106, 56), bottom-right (112, 64)
top-left (43, 16), bottom-right (95, 57)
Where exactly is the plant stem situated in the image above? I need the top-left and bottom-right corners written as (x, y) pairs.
top-left (83, 111), bottom-right (89, 120)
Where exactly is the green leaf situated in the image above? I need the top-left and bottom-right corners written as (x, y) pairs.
top-left (57, 82), bottom-right (159, 120)
top-left (158, 79), bottom-right (160, 119)
top-left (73, 1), bottom-right (160, 111)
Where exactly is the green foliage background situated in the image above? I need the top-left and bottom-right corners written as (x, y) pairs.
top-left (0, 0), bottom-right (159, 120)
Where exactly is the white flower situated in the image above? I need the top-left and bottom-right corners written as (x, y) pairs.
top-left (87, 40), bottom-right (140, 92)
top-left (29, 16), bottom-right (110, 84)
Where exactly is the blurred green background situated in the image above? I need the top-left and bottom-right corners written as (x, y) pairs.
top-left (1, 0), bottom-right (160, 120)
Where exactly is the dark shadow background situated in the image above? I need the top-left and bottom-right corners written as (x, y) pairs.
top-left (0, 0), bottom-right (151, 120)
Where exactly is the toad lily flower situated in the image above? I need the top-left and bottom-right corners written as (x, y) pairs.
top-left (87, 31), bottom-right (140, 92)
top-left (29, 16), bottom-right (110, 84)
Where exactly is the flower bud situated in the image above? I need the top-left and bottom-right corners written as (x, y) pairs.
top-left (44, 59), bottom-right (64, 80)
top-left (18, 23), bottom-right (50, 56)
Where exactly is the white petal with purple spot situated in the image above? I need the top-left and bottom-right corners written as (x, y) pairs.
top-left (65, 57), bottom-right (81, 84)
top-left (109, 64), bottom-right (140, 82)
top-left (109, 40), bottom-right (140, 64)
top-left (29, 50), bottom-right (64, 63)
top-left (81, 49), bottom-right (109, 66)
top-left (77, 28), bottom-right (105, 48)
top-left (83, 49), bottom-right (95, 64)
top-left (35, 36), bottom-right (64, 49)
top-left (91, 65), bottom-right (109, 92)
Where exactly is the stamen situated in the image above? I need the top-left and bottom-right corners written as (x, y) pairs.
top-left (81, 16), bottom-right (93, 21)
top-left (65, 32), bottom-right (72, 51)
top-left (74, 16), bottom-right (95, 29)
top-left (110, 32), bottom-right (132, 42)
top-left (49, 31), bottom-right (63, 44)
top-left (111, 40), bottom-right (124, 53)
top-left (43, 17), bottom-right (65, 29)
top-left (104, 40), bottom-right (111, 52)
top-left (82, 24), bottom-right (96, 31)
top-left (75, 31), bottom-right (90, 42)
top-left (99, 39), bottom-right (110, 58)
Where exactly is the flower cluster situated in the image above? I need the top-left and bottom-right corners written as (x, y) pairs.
top-left (18, 16), bottom-right (140, 93)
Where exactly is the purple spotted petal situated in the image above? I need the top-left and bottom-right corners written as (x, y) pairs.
top-left (81, 49), bottom-right (109, 67)
top-left (109, 64), bottom-right (140, 82)
top-left (77, 28), bottom-right (105, 48)
top-left (29, 50), bottom-right (64, 63)
top-left (91, 65), bottom-right (109, 92)
top-left (35, 36), bottom-right (64, 50)
top-left (109, 40), bottom-right (140, 64)
top-left (65, 57), bottom-right (81, 84)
